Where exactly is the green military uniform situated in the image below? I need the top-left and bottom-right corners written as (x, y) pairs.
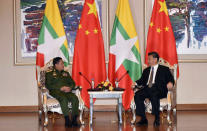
top-left (45, 68), bottom-right (79, 117)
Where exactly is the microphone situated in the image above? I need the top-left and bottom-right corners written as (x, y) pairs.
top-left (117, 70), bottom-right (129, 82)
top-left (79, 72), bottom-right (92, 86)
top-left (113, 71), bottom-right (129, 91)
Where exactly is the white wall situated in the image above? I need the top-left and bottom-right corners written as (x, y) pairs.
top-left (177, 63), bottom-right (207, 104)
top-left (0, 0), bottom-right (37, 106)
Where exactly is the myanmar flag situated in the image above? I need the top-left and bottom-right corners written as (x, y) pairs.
top-left (145, 0), bottom-right (179, 78)
top-left (36, 0), bottom-right (69, 68)
top-left (72, 0), bottom-right (106, 108)
top-left (108, 0), bottom-right (142, 110)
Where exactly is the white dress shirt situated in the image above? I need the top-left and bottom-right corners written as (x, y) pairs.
top-left (147, 64), bottom-right (159, 85)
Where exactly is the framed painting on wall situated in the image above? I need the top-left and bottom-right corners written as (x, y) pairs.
top-left (14, 0), bottom-right (109, 65)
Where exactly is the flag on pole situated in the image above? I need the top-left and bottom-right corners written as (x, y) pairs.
top-left (146, 0), bottom-right (179, 77)
top-left (36, 0), bottom-right (69, 68)
top-left (108, 0), bottom-right (142, 110)
top-left (72, 0), bottom-right (106, 108)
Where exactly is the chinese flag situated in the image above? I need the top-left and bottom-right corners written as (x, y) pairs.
top-left (145, 0), bottom-right (179, 78)
top-left (72, 0), bottom-right (106, 108)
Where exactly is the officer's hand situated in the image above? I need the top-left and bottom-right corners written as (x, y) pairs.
top-left (60, 86), bottom-right (66, 91)
top-left (64, 87), bottom-right (72, 93)
top-left (60, 86), bottom-right (70, 92)
top-left (60, 87), bottom-right (64, 91)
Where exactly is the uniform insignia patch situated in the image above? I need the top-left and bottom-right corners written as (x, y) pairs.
top-left (63, 72), bottom-right (68, 77)
top-left (53, 72), bottom-right (57, 76)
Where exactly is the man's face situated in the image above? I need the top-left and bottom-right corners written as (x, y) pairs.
top-left (55, 59), bottom-right (64, 71)
top-left (148, 55), bottom-right (158, 66)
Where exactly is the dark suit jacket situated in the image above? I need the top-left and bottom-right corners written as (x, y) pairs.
top-left (136, 65), bottom-right (175, 99)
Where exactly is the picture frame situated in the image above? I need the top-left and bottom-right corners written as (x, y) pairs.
top-left (144, 0), bottom-right (207, 63)
top-left (13, 0), bottom-right (35, 65)
top-left (13, 0), bottom-right (109, 65)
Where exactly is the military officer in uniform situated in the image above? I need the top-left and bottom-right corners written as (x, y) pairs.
top-left (45, 57), bottom-right (79, 127)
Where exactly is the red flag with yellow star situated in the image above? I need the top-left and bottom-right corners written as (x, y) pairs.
top-left (72, 0), bottom-right (106, 108)
top-left (145, 0), bottom-right (179, 78)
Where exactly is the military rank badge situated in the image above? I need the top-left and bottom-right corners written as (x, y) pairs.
top-left (63, 72), bottom-right (68, 77)
top-left (53, 72), bottom-right (57, 77)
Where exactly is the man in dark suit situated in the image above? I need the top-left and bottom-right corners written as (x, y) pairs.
top-left (133, 52), bottom-right (174, 126)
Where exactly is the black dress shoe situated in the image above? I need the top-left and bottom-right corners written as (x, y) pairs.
top-left (64, 116), bottom-right (72, 128)
top-left (153, 119), bottom-right (160, 127)
top-left (136, 119), bottom-right (148, 126)
top-left (72, 115), bottom-right (80, 127)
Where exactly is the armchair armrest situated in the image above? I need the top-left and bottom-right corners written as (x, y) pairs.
top-left (167, 87), bottom-right (174, 111)
top-left (71, 86), bottom-right (85, 125)
top-left (40, 86), bottom-right (48, 105)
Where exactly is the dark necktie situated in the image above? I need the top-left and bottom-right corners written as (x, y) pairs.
top-left (148, 67), bottom-right (154, 88)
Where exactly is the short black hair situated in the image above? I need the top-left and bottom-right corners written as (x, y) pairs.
top-left (53, 57), bottom-right (62, 66)
top-left (148, 52), bottom-right (159, 61)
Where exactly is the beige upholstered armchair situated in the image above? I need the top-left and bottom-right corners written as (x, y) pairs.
top-left (37, 60), bottom-right (85, 126)
top-left (130, 58), bottom-right (177, 125)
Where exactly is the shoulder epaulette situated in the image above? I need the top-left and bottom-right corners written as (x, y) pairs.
top-left (46, 69), bottom-right (53, 73)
